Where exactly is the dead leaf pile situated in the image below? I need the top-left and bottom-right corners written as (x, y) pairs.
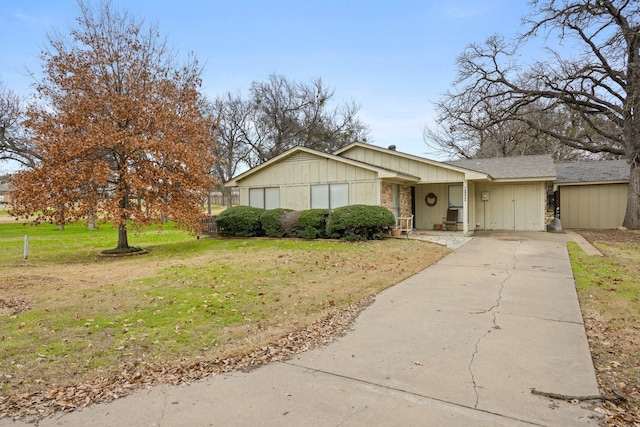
top-left (583, 313), bottom-right (640, 426)
top-left (0, 296), bottom-right (373, 422)
top-left (0, 298), bottom-right (30, 317)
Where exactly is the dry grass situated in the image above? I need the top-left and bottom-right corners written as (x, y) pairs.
top-left (0, 236), bottom-right (449, 402)
top-left (570, 229), bottom-right (640, 425)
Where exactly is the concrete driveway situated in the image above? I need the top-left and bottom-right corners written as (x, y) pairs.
top-left (4, 232), bottom-right (601, 426)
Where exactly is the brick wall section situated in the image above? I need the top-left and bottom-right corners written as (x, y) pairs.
top-left (400, 185), bottom-right (412, 217)
top-left (380, 182), bottom-right (393, 213)
top-left (380, 183), bottom-right (413, 218)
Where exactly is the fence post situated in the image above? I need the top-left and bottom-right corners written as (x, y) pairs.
top-left (24, 235), bottom-right (29, 259)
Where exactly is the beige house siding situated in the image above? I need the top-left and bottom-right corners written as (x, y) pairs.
top-left (351, 181), bottom-right (380, 206)
top-left (559, 183), bottom-right (627, 228)
top-left (239, 152), bottom-right (379, 187)
top-left (237, 152), bottom-right (381, 210)
top-left (414, 183), bottom-right (455, 230)
top-left (471, 183), bottom-right (546, 231)
top-left (340, 146), bottom-right (466, 183)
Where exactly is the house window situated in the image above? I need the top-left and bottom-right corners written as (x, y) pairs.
top-left (448, 184), bottom-right (463, 222)
top-left (311, 183), bottom-right (349, 209)
top-left (448, 185), bottom-right (463, 209)
top-left (249, 187), bottom-right (280, 209)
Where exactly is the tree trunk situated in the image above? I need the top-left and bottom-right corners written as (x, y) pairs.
top-left (623, 160), bottom-right (640, 230)
top-left (117, 221), bottom-right (129, 249)
top-left (56, 205), bottom-right (65, 231)
top-left (117, 194), bottom-right (129, 249)
top-left (87, 210), bottom-right (96, 230)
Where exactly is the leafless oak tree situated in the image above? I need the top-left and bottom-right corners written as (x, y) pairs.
top-left (0, 81), bottom-right (39, 168)
top-left (209, 74), bottom-right (370, 177)
top-left (425, 0), bottom-right (640, 228)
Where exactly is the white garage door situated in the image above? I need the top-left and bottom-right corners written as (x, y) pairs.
top-left (490, 184), bottom-right (544, 231)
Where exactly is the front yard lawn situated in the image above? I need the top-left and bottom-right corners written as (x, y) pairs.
top-left (0, 221), bottom-right (449, 420)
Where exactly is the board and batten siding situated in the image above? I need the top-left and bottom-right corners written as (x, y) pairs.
top-left (472, 183), bottom-right (546, 231)
top-left (559, 183), bottom-right (627, 229)
top-left (340, 146), bottom-right (466, 183)
top-left (237, 152), bottom-right (380, 209)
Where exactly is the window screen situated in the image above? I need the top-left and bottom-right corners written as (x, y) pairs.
top-left (311, 185), bottom-right (329, 209)
top-left (448, 185), bottom-right (463, 208)
top-left (329, 183), bottom-right (349, 208)
top-left (311, 183), bottom-right (348, 209)
top-left (249, 187), bottom-right (280, 209)
top-left (264, 187), bottom-right (280, 210)
top-left (249, 188), bottom-right (265, 208)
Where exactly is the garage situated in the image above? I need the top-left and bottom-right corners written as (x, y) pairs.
top-left (555, 160), bottom-right (630, 229)
top-left (558, 183), bottom-right (628, 228)
top-left (489, 184), bottom-right (545, 231)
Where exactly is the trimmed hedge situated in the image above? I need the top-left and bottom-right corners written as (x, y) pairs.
top-left (260, 208), bottom-right (292, 238)
top-left (215, 205), bottom-right (265, 237)
top-left (297, 209), bottom-right (330, 239)
top-left (326, 204), bottom-right (396, 241)
top-left (215, 204), bottom-right (396, 241)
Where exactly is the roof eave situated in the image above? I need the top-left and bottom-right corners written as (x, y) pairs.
top-left (336, 143), bottom-right (493, 179)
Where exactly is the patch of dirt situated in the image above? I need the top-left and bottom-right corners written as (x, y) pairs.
top-left (576, 228), bottom-right (640, 246)
top-left (0, 260), bottom-right (168, 299)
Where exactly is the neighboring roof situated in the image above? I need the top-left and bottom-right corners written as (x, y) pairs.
top-left (555, 159), bottom-right (630, 184)
top-left (445, 155), bottom-right (556, 180)
top-left (0, 183), bottom-right (13, 192)
top-left (225, 146), bottom-right (420, 187)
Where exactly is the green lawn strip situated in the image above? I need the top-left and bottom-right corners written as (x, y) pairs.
top-left (0, 221), bottom-right (194, 263)
top-left (568, 241), bottom-right (640, 315)
top-left (568, 239), bottom-right (640, 412)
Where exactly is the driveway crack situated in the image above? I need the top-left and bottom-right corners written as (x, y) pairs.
top-left (467, 268), bottom-right (510, 409)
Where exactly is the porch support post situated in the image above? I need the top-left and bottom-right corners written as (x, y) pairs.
top-left (462, 179), bottom-right (469, 235)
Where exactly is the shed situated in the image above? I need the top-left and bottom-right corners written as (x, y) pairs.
top-left (0, 182), bottom-right (13, 204)
top-left (555, 160), bottom-right (630, 229)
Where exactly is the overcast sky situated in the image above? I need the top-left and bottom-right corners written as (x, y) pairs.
top-left (0, 0), bottom-right (538, 173)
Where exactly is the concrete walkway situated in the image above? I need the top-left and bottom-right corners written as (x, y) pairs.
top-left (4, 232), bottom-right (601, 426)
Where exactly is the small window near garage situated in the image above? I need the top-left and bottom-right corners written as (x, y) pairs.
top-left (448, 185), bottom-right (463, 209)
top-left (249, 187), bottom-right (280, 209)
top-left (448, 184), bottom-right (463, 222)
top-left (311, 183), bottom-right (349, 209)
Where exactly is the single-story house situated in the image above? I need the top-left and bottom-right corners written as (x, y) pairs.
top-left (554, 160), bottom-right (630, 229)
top-left (225, 143), bottom-right (557, 235)
top-left (0, 182), bottom-right (13, 204)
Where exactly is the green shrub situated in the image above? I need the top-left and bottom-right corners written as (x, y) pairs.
top-left (326, 205), bottom-right (395, 241)
top-left (297, 209), bottom-right (330, 239)
top-left (215, 206), bottom-right (265, 237)
top-left (260, 208), bottom-right (292, 237)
